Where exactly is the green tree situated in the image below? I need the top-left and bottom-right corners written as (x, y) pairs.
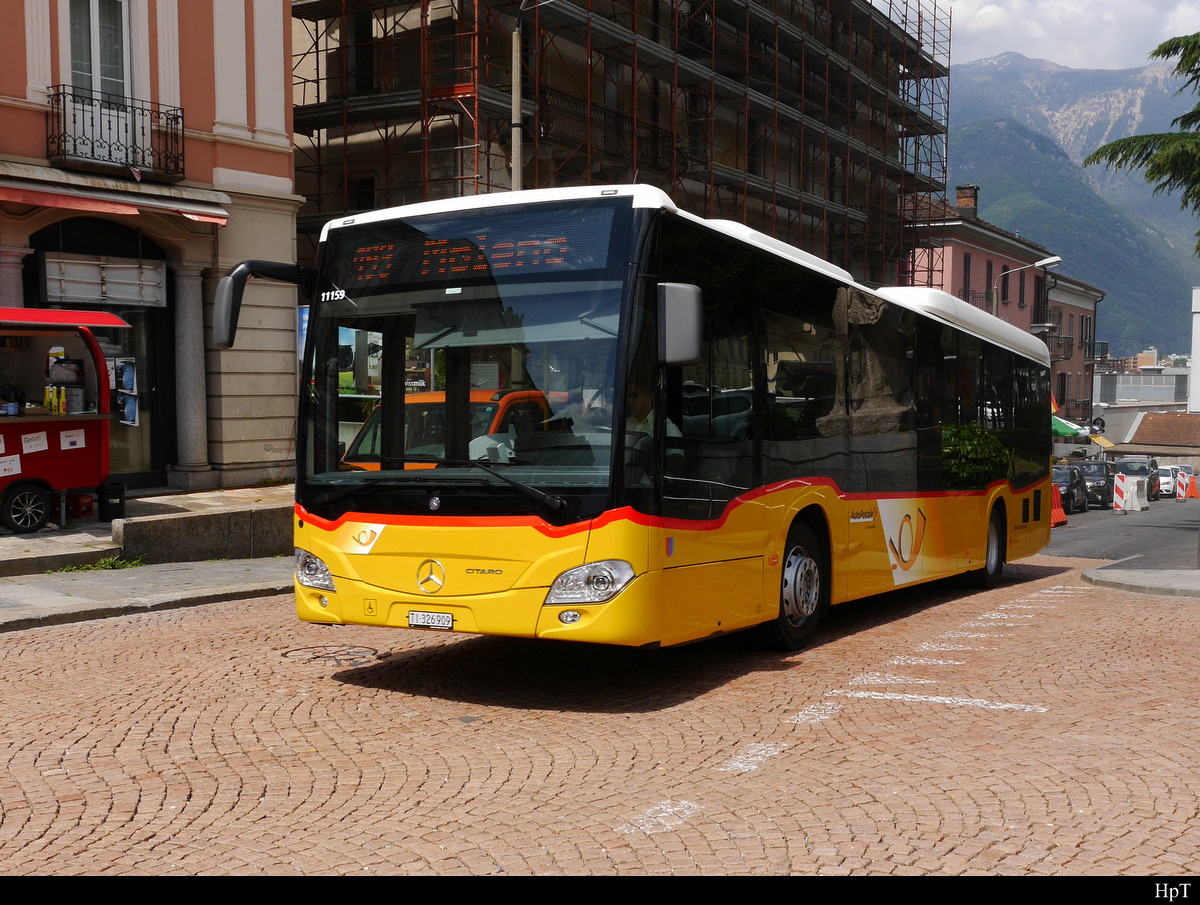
top-left (1084, 34), bottom-right (1200, 254)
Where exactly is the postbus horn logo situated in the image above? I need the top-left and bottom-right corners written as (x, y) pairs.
top-left (887, 509), bottom-right (927, 572)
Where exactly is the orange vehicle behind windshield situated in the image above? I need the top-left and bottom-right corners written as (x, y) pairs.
top-left (341, 389), bottom-right (556, 470)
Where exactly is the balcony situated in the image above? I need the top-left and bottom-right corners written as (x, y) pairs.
top-left (1047, 333), bottom-right (1074, 362)
top-left (1063, 399), bottom-right (1093, 424)
top-left (47, 85), bottom-right (184, 182)
top-left (957, 288), bottom-right (991, 314)
top-left (1086, 340), bottom-right (1109, 363)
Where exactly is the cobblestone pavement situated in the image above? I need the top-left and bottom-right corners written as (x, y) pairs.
top-left (1, 555), bottom-right (1198, 875)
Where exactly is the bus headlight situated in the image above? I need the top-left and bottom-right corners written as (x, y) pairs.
top-left (545, 560), bottom-right (635, 605)
top-left (296, 548), bottom-right (336, 591)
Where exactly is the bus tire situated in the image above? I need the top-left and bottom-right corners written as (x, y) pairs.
top-left (969, 508), bottom-right (1005, 589)
top-left (1, 482), bottom-right (49, 534)
top-left (765, 523), bottom-right (828, 651)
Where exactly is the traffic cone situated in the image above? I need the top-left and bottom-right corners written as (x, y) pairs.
top-left (1051, 483), bottom-right (1068, 527)
top-left (1188, 475), bottom-right (1200, 500)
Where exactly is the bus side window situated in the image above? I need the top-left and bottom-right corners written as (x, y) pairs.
top-left (763, 309), bottom-right (836, 442)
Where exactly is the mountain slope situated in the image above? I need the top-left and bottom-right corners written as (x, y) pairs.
top-left (949, 53), bottom-right (1200, 355)
top-left (948, 118), bottom-right (1198, 354)
top-left (952, 53), bottom-right (1185, 162)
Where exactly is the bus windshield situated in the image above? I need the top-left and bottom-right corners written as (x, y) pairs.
top-left (299, 198), bottom-right (637, 523)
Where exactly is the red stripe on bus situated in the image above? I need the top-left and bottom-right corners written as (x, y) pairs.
top-left (296, 475), bottom-right (1047, 535)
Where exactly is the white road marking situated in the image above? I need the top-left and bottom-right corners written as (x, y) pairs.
top-left (790, 702), bottom-right (842, 724)
top-left (959, 621), bottom-right (1030, 629)
top-left (977, 612), bottom-right (1037, 620)
top-left (848, 672), bottom-right (937, 686)
top-left (826, 689), bottom-right (1047, 713)
top-left (887, 656), bottom-right (965, 666)
top-left (615, 800), bottom-right (703, 835)
top-left (941, 631), bottom-right (1000, 638)
top-left (717, 742), bottom-right (788, 773)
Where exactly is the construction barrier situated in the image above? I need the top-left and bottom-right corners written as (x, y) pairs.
top-left (1051, 483), bottom-right (1068, 526)
top-left (1114, 474), bottom-right (1147, 512)
top-left (1134, 477), bottom-right (1150, 509)
top-left (1179, 474), bottom-right (1189, 500)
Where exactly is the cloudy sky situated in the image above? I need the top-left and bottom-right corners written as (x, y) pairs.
top-left (948, 0), bottom-right (1200, 69)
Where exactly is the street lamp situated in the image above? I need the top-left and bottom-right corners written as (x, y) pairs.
top-left (992, 255), bottom-right (1062, 316)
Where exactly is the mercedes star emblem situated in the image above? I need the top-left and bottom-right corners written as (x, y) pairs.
top-left (417, 559), bottom-right (446, 594)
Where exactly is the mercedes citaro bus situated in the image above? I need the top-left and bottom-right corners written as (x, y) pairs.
top-left (215, 185), bottom-right (1052, 650)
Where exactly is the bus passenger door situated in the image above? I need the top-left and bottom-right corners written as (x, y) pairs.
top-left (653, 372), bottom-right (766, 646)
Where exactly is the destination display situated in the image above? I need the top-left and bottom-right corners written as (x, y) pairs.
top-left (334, 204), bottom-right (617, 292)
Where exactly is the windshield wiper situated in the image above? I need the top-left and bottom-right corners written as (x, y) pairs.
top-left (464, 459), bottom-right (567, 511)
top-left (314, 458), bottom-right (567, 512)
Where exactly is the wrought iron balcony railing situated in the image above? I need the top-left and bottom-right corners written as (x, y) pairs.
top-left (47, 85), bottom-right (184, 180)
top-left (957, 288), bottom-right (991, 313)
top-left (1063, 399), bottom-right (1093, 424)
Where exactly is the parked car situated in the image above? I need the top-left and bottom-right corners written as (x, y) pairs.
top-left (1114, 457), bottom-right (1161, 501)
top-left (1159, 466), bottom-right (1177, 497)
top-left (1077, 459), bottom-right (1116, 509)
top-left (1156, 465), bottom-right (1176, 494)
top-left (1053, 464), bottom-right (1088, 514)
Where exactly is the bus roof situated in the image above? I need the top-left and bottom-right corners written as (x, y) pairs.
top-left (318, 184), bottom-right (680, 242)
top-left (319, 185), bottom-right (1050, 366)
top-left (873, 286), bottom-right (1052, 367)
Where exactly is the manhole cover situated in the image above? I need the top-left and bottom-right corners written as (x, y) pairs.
top-left (282, 645), bottom-right (379, 667)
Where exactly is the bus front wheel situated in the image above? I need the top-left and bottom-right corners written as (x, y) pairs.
top-left (766, 523), bottom-right (828, 651)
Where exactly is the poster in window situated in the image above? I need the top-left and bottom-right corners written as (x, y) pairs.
top-left (118, 392), bottom-right (139, 427)
top-left (114, 359), bottom-right (137, 395)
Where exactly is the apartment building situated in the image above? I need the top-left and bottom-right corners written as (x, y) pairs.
top-left (0, 0), bottom-right (301, 489)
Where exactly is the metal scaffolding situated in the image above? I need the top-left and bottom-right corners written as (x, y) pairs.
top-left (292, 0), bottom-right (949, 286)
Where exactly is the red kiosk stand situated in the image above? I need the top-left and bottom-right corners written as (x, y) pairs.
top-left (0, 308), bottom-right (130, 533)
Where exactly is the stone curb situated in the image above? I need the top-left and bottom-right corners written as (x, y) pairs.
top-left (0, 581), bottom-right (293, 633)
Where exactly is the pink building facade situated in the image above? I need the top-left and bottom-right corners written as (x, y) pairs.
top-left (0, 0), bottom-right (301, 489)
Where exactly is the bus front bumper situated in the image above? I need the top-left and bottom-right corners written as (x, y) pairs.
top-left (296, 572), bottom-right (662, 647)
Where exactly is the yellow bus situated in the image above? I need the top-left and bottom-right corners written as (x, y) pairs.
top-left (215, 185), bottom-right (1052, 650)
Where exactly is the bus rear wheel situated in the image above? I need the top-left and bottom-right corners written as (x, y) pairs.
top-left (969, 508), bottom-right (1005, 589)
top-left (766, 523), bottom-right (828, 651)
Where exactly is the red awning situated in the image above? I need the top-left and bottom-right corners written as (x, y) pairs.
top-left (0, 185), bottom-right (229, 227)
top-left (0, 308), bottom-right (131, 329)
top-left (0, 186), bottom-right (138, 216)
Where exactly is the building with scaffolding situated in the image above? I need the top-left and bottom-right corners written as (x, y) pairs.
top-left (292, 0), bottom-right (950, 286)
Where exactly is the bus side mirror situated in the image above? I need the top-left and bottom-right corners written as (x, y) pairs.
top-left (214, 260), bottom-right (315, 348)
top-left (213, 264), bottom-right (249, 348)
top-left (658, 282), bottom-right (703, 365)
